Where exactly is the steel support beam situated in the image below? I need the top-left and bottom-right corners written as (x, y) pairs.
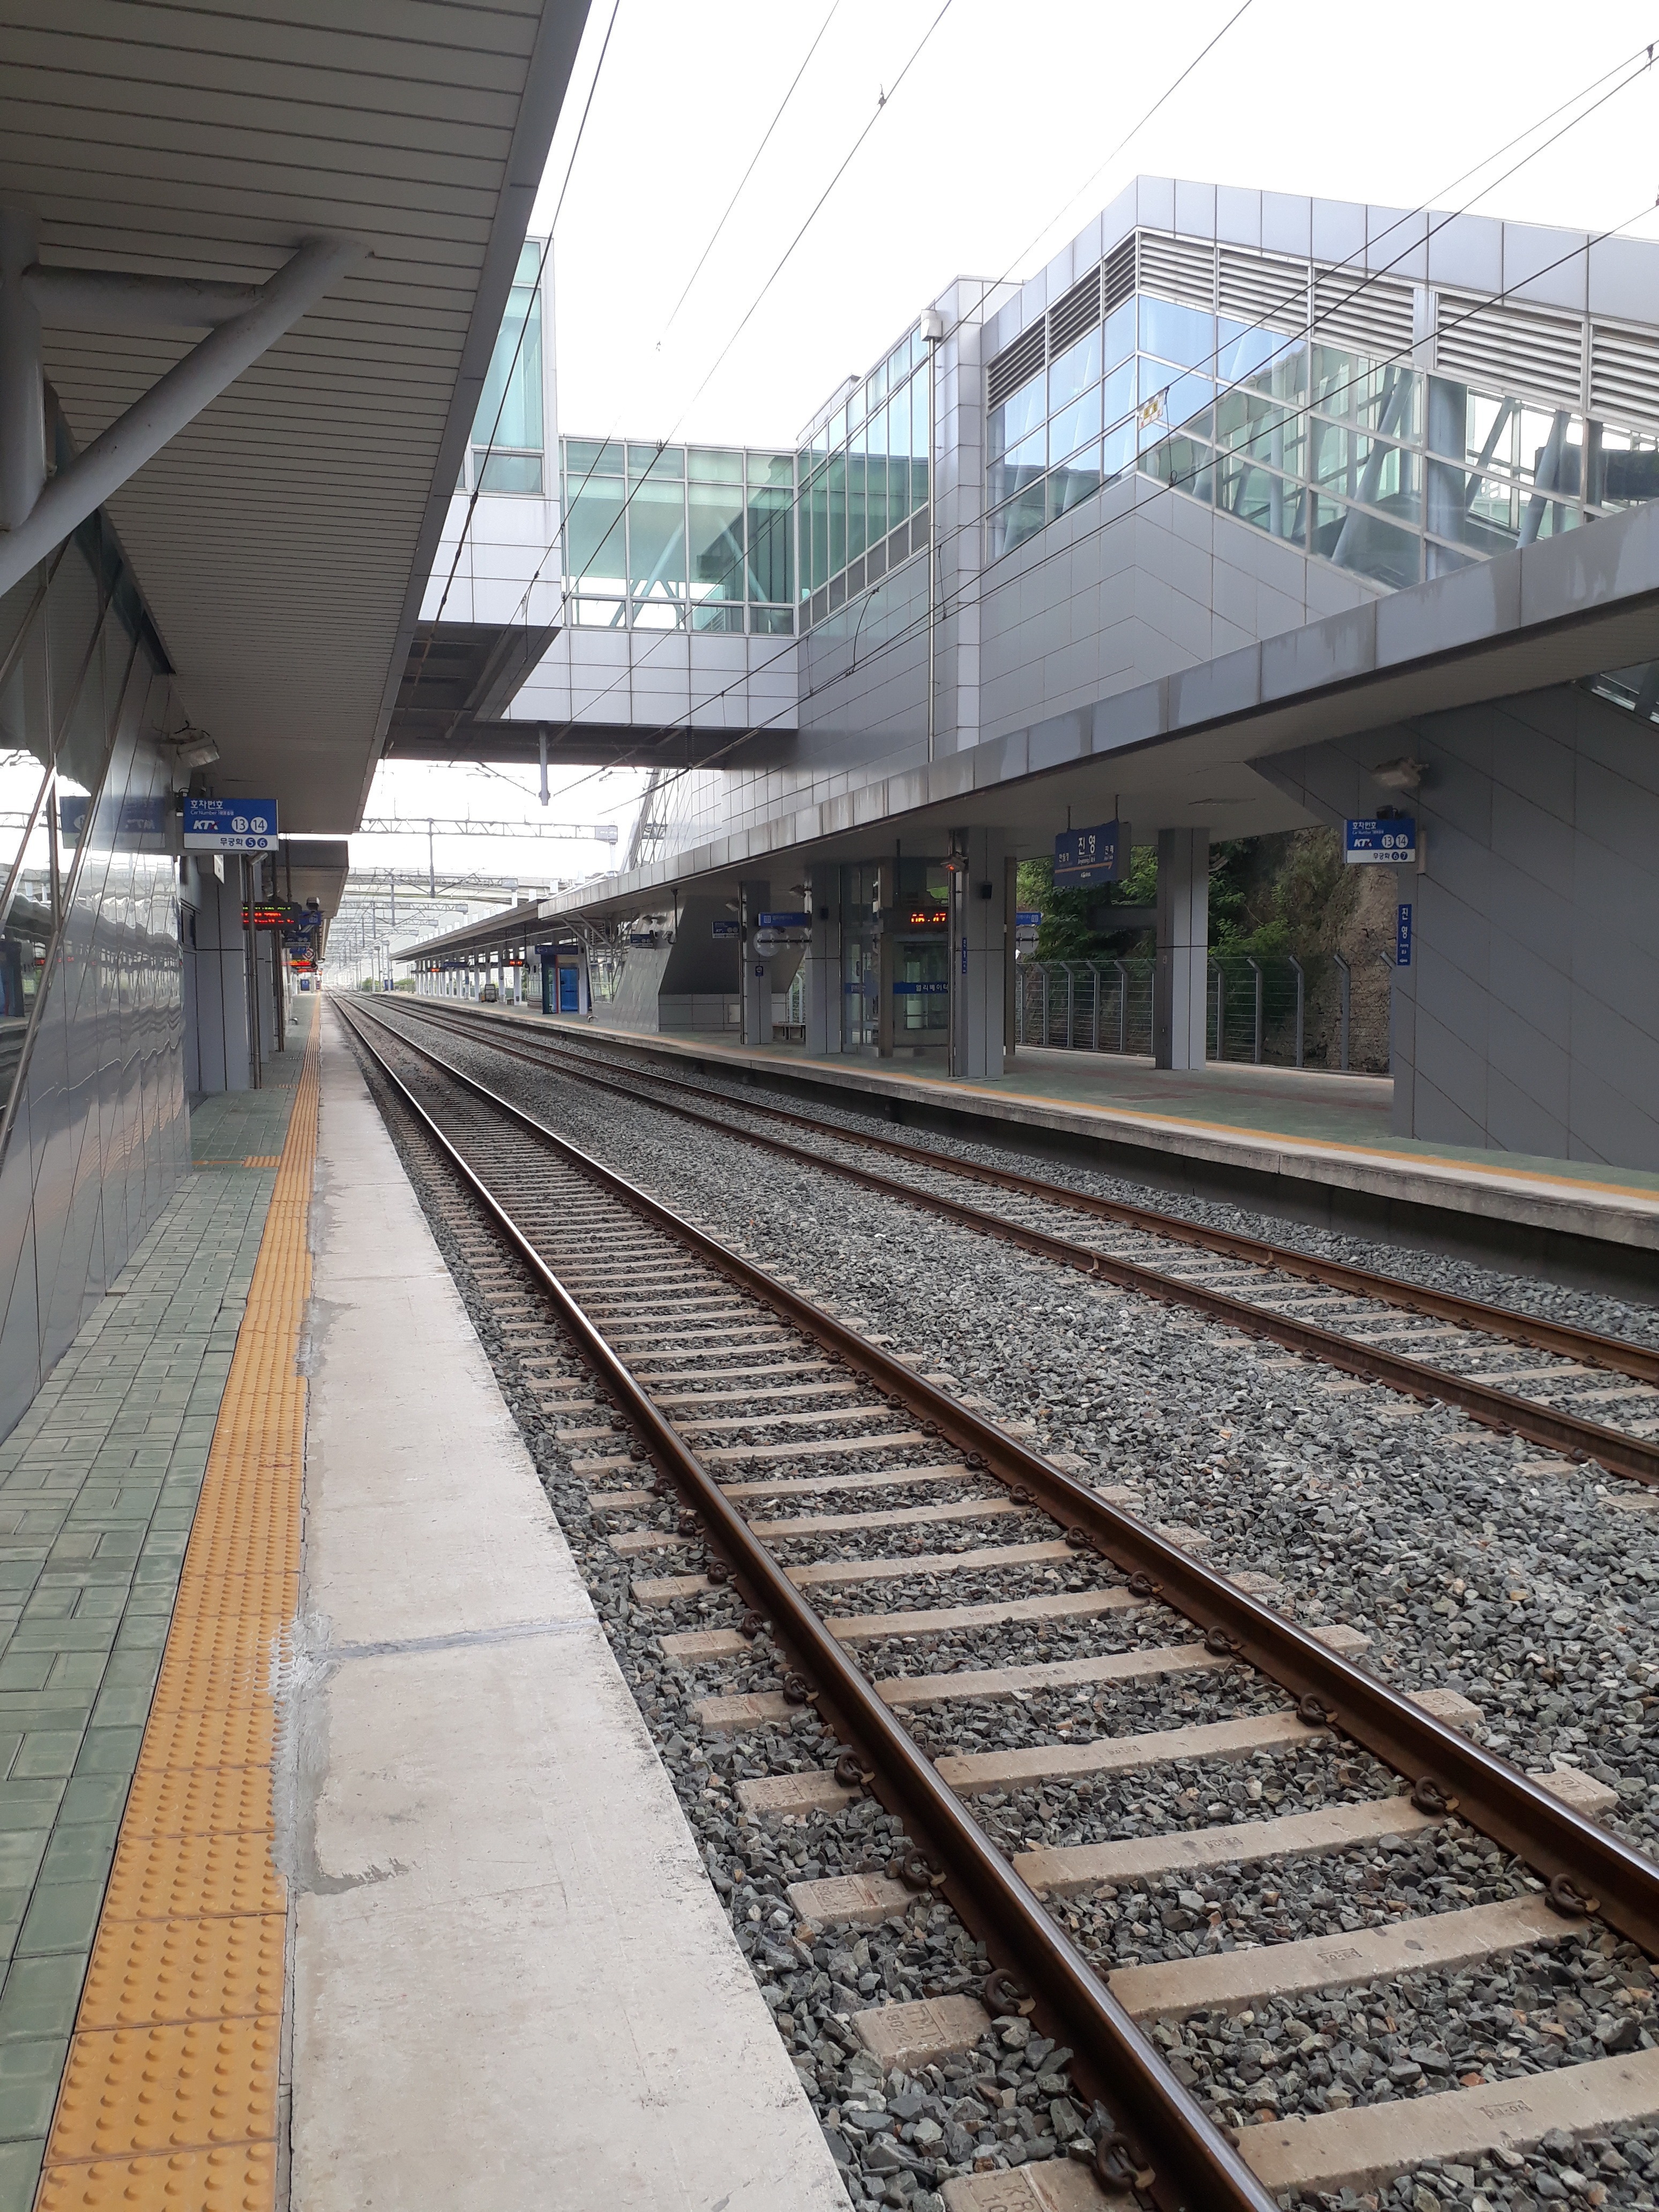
top-left (0, 233), bottom-right (362, 598)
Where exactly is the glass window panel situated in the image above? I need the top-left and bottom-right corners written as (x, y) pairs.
top-left (869, 358), bottom-right (887, 407)
top-left (1214, 386), bottom-right (1305, 479)
top-left (1102, 416), bottom-right (1135, 481)
top-left (750, 451), bottom-right (793, 490)
top-left (1216, 319), bottom-right (1281, 386)
top-left (515, 240), bottom-right (542, 282)
top-left (863, 419), bottom-right (888, 548)
top-left (910, 375), bottom-right (930, 515)
top-left (987, 481), bottom-right (1047, 561)
top-left (1427, 457), bottom-right (1518, 552)
top-left (688, 448), bottom-right (743, 483)
top-left (887, 342), bottom-right (909, 388)
top-left (745, 484), bottom-right (794, 603)
top-left (829, 405), bottom-right (847, 450)
top-left (629, 443), bottom-right (683, 478)
top-left (1140, 433), bottom-right (1215, 502)
top-left (888, 383), bottom-right (911, 523)
top-left (848, 382), bottom-right (865, 432)
top-left (565, 437), bottom-right (623, 477)
top-left (1103, 297), bottom-right (1135, 369)
top-left (1314, 495), bottom-right (1422, 587)
top-left (1102, 357), bottom-right (1135, 429)
top-left (1048, 443), bottom-right (1102, 520)
top-left (473, 279), bottom-right (542, 452)
top-left (1139, 296), bottom-right (1215, 370)
top-left (1048, 327), bottom-right (1102, 414)
top-left (750, 604), bottom-right (794, 634)
top-left (989, 425), bottom-right (1045, 512)
top-left (566, 482), bottom-right (627, 582)
top-left (691, 602), bottom-right (744, 631)
top-left (1216, 451), bottom-right (1306, 544)
top-left (1312, 348), bottom-right (1416, 437)
top-left (847, 441), bottom-right (867, 564)
top-left (628, 476), bottom-right (687, 595)
top-left (476, 451), bottom-right (542, 494)
top-left (632, 598), bottom-right (685, 630)
top-left (988, 377), bottom-right (1045, 462)
top-left (1138, 370), bottom-right (1213, 447)
top-left (827, 451), bottom-right (847, 577)
top-left (1049, 387), bottom-right (1101, 466)
top-left (1588, 426), bottom-right (1659, 511)
top-left (574, 594), bottom-right (626, 627)
top-left (688, 480), bottom-right (744, 603)
top-left (809, 467), bottom-right (828, 591)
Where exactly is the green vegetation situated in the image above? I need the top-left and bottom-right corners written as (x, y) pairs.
top-left (1018, 827), bottom-right (1353, 962)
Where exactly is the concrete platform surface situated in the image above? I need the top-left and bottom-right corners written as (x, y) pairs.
top-left (288, 1017), bottom-right (847, 2211)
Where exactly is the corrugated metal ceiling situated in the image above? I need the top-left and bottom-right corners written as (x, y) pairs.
top-left (0, 0), bottom-right (588, 827)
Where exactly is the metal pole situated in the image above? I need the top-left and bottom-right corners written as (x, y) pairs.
top-left (539, 727), bottom-right (549, 808)
top-left (1290, 954), bottom-right (1305, 1068)
top-left (923, 319), bottom-right (941, 766)
top-left (428, 818), bottom-right (436, 898)
top-left (1248, 955), bottom-right (1263, 1064)
top-left (1334, 952), bottom-right (1351, 1071)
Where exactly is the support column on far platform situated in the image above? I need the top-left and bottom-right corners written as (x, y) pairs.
top-left (804, 868), bottom-right (841, 1057)
top-left (739, 878), bottom-right (771, 1045)
top-left (948, 827), bottom-right (1007, 1081)
top-left (1154, 827), bottom-right (1209, 1070)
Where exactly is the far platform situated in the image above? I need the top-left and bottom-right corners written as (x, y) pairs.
top-left (450, 1002), bottom-right (1659, 1296)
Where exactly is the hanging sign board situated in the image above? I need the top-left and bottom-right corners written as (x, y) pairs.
top-left (1344, 817), bottom-right (1416, 864)
top-left (712, 919), bottom-right (739, 939)
top-left (1396, 902), bottom-right (1413, 967)
top-left (183, 798), bottom-right (278, 853)
top-left (1053, 820), bottom-right (1127, 888)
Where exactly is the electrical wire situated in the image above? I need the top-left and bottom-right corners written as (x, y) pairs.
top-left (506, 34), bottom-right (1659, 828)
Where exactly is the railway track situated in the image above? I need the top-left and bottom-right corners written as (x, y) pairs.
top-left (376, 997), bottom-right (1659, 1490)
top-left (340, 994), bottom-right (1659, 2212)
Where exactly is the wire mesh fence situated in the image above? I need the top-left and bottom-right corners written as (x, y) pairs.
top-left (1015, 952), bottom-right (1362, 1069)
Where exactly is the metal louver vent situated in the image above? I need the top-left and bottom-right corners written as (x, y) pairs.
top-left (1137, 232), bottom-right (1216, 311)
top-left (1219, 249), bottom-right (1308, 333)
top-left (1590, 324), bottom-right (1659, 429)
top-left (986, 321), bottom-right (1045, 413)
top-left (1048, 267), bottom-right (1102, 359)
top-left (1102, 234), bottom-right (1137, 316)
top-left (1312, 267), bottom-right (1415, 361)
top-left (1435, 293), bottom-right (1584, 412)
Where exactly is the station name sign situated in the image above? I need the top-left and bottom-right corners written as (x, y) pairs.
top-left (1054, 820), bottom-right (1127, 888)
top-left (1344, 817), bottom-right (1416, 864)
top-left (184, 798), bottom-right (279, 853)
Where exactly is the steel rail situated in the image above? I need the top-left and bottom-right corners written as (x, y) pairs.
top-left (346, 997), bottom-right (1659, 1967)
top-left (374, 1000), bottom-right (1659, 1486)
top-left (337, 998), bottom-right (1277, 2212)
top-left (398, 999), bottom-right (1659, 1388)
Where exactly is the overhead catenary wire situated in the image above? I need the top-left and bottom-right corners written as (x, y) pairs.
top-left (509, 42), bottom-right (1659, 852)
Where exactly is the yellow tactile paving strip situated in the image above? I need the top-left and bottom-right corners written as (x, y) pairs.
top-left (35, 1026), bottom-right (320, 2211)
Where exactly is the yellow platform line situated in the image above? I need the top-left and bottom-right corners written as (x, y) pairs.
top-left (36, 1023), bottom-right (321, 2210)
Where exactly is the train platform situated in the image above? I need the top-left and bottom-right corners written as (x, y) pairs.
top-left (464, 1005), bottom-right (1659, 1288)
top-left (0, 995), bottom-right (846, 2211)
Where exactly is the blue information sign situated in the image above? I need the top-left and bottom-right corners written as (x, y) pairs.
top-left (1396, 901), bottom-right (1413, 967)
top-left (1053, 820), bottom-right (1127, 889)
top-left (711, 919), bottom-right (739, 939)
top-left (1015, 909), bottom-right (1043, 928)
top-left (183, 797), bottom-right (278, 853)
top-left (757, 911), bottom-right (810, 929)
top-left (1344, 817), bottom-right (1416, 864)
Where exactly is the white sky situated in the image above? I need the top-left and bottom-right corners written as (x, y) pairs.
top-left (367, 0), bottom-right (1659, 888)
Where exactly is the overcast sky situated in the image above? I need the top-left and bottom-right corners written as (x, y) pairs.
top-left (537, 0), bottom-right (1659, 450)
top-left (367, 0), bottom-right (1659, 900)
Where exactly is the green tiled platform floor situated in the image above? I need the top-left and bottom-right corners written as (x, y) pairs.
top-left (0, 999), bottom-right (312, 2206)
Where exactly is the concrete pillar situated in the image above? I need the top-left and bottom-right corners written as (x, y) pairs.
top-left (0, 207), bottom-right (46, 535)
top-left (948, 827), bottom-right (1007, 1081)
top-left (739, 878), bottom-right (771, 1045)
top-left (188, 862), bottom-right (253, 1094)
top-left (804, 868), bottom-right (841, 1057)
top-left (1154, 828), bottom-right (1209, 1071)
